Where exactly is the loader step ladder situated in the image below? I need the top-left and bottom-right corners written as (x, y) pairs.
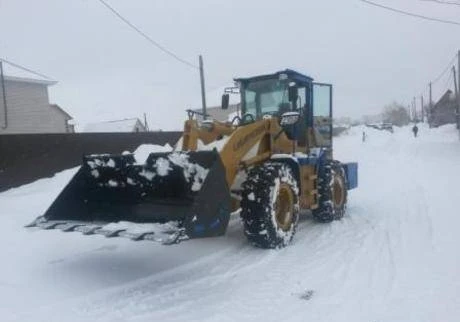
top-left (300, 165), bottom-right (319, 209)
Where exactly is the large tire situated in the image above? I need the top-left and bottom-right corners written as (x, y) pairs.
top-left (240, 163), bottom-right (300, 249)
top-left (312, 160), bottom-right (348, 223)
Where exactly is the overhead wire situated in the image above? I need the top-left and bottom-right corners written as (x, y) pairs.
top-left (431, 53), bottom-right (457, 84)
top-left (419, 0), bottom-right (460, 7)
top-left (96, 0), bottom-right (198, 70)
top-left (357, 0), bottom-right (460, 105)
top-left (445, 72), bottom-right (454, 91)
top-left (358, 0), bottom-right (460, 26)
top-left (413, 53), bottom-right (457, 106)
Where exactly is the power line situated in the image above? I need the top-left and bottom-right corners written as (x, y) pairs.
top-left (416, 53), bottom-right (457, 100)
top-left (96, 0), bottom-right (198, 70)
top-left (420, 0), bottom-right (460, 7)
top-left (415, 53), bottom-right (458, 108)
top-left (358, 0), bottom-right (460, 26)
top-left (443, 71), bottom-right (454, 90)
top-left (432, 53), bottom-right (457, 84)
top-left (0, 58), bottom-right (53, 80)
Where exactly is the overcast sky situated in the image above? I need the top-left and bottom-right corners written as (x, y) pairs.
top-left (1, 0), bottom-right (460, 130)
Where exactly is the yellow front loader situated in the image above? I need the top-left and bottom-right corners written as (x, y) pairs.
top-left (27, 69), bottom-right (358, 248)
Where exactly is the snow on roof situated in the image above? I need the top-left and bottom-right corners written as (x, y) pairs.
top-left (1, 61), bottom-right (57, 86)
top-left (83, 118), bottom-right (144, 133)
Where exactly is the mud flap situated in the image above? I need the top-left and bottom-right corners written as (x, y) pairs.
top-left (27, 150), bottom-right (231, 241)
top-left (342, 162), bottom-right (358, 190)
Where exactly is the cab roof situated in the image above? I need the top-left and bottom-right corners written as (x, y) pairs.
top-left (234, 69), bottom-right (314, 85)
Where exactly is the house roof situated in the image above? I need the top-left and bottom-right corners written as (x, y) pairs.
top-left (50, 104), bottom-right (72, 120)
top-left (3, 75), bottom-right (57, 86)
top-left (1, 61), bottom-right (57, 86)
top-left (434, 90), bottom-right (455, 110)
top-left (83, 118), bottom-right (145, 133)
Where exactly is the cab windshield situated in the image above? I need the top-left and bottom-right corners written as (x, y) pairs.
top-left (242, 78), bottom-right (290, 119)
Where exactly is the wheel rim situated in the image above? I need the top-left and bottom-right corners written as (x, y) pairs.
top-left (331, 174), bottom-right (345, 208)
top-left (275, 183), bottom-right (294, 231)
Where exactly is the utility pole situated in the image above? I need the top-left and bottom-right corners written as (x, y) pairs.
top-left (421, 95), bottom-right (424, 123)
top-left (143, 112), bottom-right (149, 131)
top-left (413, 96), bottom-right (417, 122)
top-left (457, 50), bottom-right (460, 130)
top-left (0, 61), bottom-right (7, 129)
top-left (452, 66), bottom-right (459, 129)
top-left (429, 82), bottom-right (433, 127)
top-left (199, 55), bottom-right (207, 118)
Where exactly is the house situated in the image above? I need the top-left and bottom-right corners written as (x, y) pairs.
top-left (429, 90), bottom-right (458, 127)
top-left (83, 118), bottom-right (147, 133)
top-left (193, 104), bottom-right (240, 122)
top-left (50, 104), bottom-right (74, 133)
top-left (0, 63), bottom-right (74, 134)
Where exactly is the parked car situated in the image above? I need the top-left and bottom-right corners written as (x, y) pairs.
top-left (365, 122), bottom-right (394, 133)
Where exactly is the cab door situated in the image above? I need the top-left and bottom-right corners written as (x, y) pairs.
top-left (312, 83), bottom-right (333, 148)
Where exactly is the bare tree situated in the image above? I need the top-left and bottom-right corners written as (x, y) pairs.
top-left (382, 102), bottom-right (410, 126)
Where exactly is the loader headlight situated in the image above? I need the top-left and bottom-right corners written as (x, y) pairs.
top-left (280, 111), bottom-right (300, 126)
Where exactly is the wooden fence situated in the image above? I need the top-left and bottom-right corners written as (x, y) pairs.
top-left (0, 132), bottom-right (182, 192)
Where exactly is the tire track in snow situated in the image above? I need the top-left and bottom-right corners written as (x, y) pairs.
top-left (67, 182), bottom-right (379, 321)
top-left (24, 212), bottom-right (376, 322)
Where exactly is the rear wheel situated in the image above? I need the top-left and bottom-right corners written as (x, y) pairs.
top-left (312, 160), bottom-right (347, 223)
top-left (240, 163), bottom-right (299, 248)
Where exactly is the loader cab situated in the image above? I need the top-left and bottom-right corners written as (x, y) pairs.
top-left (235, 69), bottom-right (333, 148)
top-left (236, 69), bottom-right (310, 121)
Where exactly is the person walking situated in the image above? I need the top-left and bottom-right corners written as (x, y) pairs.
top-left (412, 124), bottom-right (419, 138)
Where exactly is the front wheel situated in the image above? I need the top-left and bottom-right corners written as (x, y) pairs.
top-left (240, 163), bottom-right (300, 249)
top-left (312, 160), bottom-right (348, 223)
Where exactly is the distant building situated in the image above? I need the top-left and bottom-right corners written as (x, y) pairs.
top-left (0, 65), bottom-right (73, 134)
top-left (50, 104), bottom-right (74, 133)
top-left (192, 85), bottom-right (240, 122)
top-left (429, 90), bottom-right (457, 127)
top-left (193, 104), bottom-right (240, 122)
top-left (84, 118), bottom-right (147, 133)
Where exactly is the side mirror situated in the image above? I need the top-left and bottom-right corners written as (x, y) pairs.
top-left (288, 85), bottom-right (298, 103)
top-left (221, 94), bottom-right (230, 110)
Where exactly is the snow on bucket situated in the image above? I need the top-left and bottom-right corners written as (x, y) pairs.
top-left (34, 150), bottom-right (231, 239)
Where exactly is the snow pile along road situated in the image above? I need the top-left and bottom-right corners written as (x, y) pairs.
top-left (1, 124), bottom-right (460, 321)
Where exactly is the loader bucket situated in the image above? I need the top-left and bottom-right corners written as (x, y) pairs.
top-left (27, 150), bottom-right (231, 243)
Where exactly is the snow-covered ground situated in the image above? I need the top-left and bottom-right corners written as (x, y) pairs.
top-left (1, 124), bottom-right (460, 322)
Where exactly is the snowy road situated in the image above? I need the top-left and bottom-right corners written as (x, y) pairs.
top-left (1, 124), bottom-right (460, 322)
